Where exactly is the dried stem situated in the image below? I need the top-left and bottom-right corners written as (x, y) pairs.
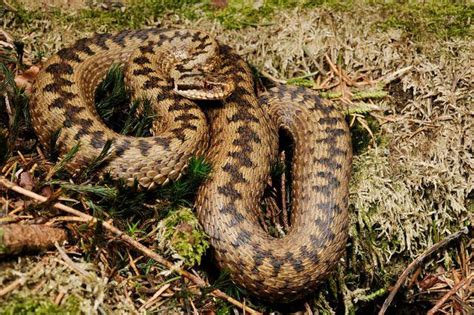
top-left (0, 260), bottom-right (44, 297)
top-left (427, 274), bottom-right (473, 315)
top-left (55, 242), bottom-right (91, 278)
top-left (259, 69), bottom-right (287, 84)
top-left (0, 176), bottom-right (261, 315)
top-left (280, 151), bottom-right (289, 231)
top-left (378, 226), bottom-right (469, 315)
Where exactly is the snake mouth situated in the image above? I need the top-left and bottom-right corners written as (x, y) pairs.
top-left (174, 80), bottom-right (234, 100)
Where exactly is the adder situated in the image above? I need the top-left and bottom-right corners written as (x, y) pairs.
top-left (30, 28), bottom-right (352, 302)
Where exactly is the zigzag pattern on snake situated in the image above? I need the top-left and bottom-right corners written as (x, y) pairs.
top-left (30, 28), bottom-right (352, 302)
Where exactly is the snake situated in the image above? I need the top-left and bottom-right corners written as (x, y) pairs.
top-left (30, 28), bottom-right (352, 302)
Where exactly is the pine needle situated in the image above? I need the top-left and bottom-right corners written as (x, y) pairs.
top-left (45, 142), bottom-right (80, 180)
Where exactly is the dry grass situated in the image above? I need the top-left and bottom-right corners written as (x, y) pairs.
top-left (0, 0), bottom-right (472, 313)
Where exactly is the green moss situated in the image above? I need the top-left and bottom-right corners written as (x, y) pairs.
top-left (215, 302), bottom-right (232, 315)
top-left (161, 207), bottom-right (209, 266)
top-left (94, 64), bottom-right (155, 137)
top-left (7, 0), bottom-right (471, 40)
top-left (5, 1), bottom-right (43, 25)
top-left (0, 295), bottom-right (81, 315)
top-left (207, 0), bottom-right (353, 29)
top-left (6, 0), bottom-right (355, 33)
top-left (287, 77), bottom-right (315, 87)
top-left (375, 1), bottom-right (473, 39)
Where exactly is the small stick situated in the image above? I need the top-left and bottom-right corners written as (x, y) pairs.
top-left (259, 69), bottom-right (287, 84)
top-left (127, 249), bottom-right (141, 277)
top-left (279, 151), bottom-right (289, 231)
top-left (2, 0), bottom-right (18, 12)
top-left (46, 215), bottom-right (90, 225)
top-left (0, 176), bottom-right (261, 315)
top-left (189, 297), bottom-right (199, 315)
top-left (325, 54), bottom-right (353, 87)
top-left (54, 291), bottom-right (65, 305)
top-left (0, 260), bottom-right (43, 297)
top-left (55, 242), bottom-right (90, 278)
top-left (427, 274), bottom-right (473, 315)
top-left (378, 226), bottom-right (469, 315)
top-left (377, 66), bottom-right (413, 85)
top-left (140, 283), bottom-right (171, 310)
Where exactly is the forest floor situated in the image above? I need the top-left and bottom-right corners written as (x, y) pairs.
top-left (0, 0), bottom-right (472, 314)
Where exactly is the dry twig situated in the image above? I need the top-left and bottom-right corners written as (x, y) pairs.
top-left (378, 226), bottom-right (470, 315)
top-left (140, 283), bottom-right (171, 310)
top-left (427, 274), bottom-right (473, 315)
top-left (280, 151), bottom-right (289, 231)
top-left (259, 69), bottom-right (287, 84)
top-left (0, 260), bottom-right (44, 297)
top-left (55, 242), bottom-right (91, 278)
top-left (0, 176), bottom-right (261, 315)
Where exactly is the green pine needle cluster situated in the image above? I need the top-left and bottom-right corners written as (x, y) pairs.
top-left (0, 63), bottom-right (31, 156)
top-left (95, 64), bottom-right (154, 137)
top-left (157, 156), bottom-right (212, 207)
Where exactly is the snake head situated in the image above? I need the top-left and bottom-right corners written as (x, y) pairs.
top-left (172, 71), bottom-right (235, 101)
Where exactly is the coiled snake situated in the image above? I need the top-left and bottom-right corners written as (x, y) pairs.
top-left (30, 29), bottom-right (352, 302)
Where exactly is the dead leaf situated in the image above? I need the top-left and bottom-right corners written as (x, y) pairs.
top-left (14, 65), bottom-right (40, 94)
top-left (418, 274), bottom-right (441, 290)
top-left (41, 185), bottom-right (53, 198)
top-left (210, 0), bottom-right (228, 9)
top-left (19, 171), bottom-right (35, 190)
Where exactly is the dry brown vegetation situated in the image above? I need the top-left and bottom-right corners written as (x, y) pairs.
top-left (0, 0), bottom-right (472, 314)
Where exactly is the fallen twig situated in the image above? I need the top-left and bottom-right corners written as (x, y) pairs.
top-left (259, 69), bottom-right (287, 84)
top-left (0, 176), bottom-right (261, 315)
top-left (377, 66), bottom-right (413, 86)
top-left (55, 242), bottom-right (91, 279)
top-left (140, 283), bottom-right (171, 310)
top-left (0, 260), bottom-right (44, 297)
top-left (319, 90), bottom-right (388, 100)
top-left (378, 226), bottom-right (470, 315)
top-left (1, 0), bottom-right (18, 12)
top-left (427, 274), bottom-right (473, 315)
top-left (280, 151), bottom-right (289, 231)
top-left (325, 54), bottom-right (354, 87)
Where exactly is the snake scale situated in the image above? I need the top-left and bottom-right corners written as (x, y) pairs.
top-left (30, 28), bottom-right (352, 302)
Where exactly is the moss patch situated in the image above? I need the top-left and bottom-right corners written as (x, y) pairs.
top-left (159, 207), bottom-right (209, 267)
top-left (0, 295), bottom-right (81, 315)
top-left (376, 1), bottom-right (473, 39)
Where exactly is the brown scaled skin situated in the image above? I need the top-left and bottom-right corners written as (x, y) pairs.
top-left (197, 47), bottom-right (352, 302)
top-left (30, 29), bottom-right (352, 303)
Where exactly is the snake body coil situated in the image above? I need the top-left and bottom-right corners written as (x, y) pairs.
top-left (30, 29), bottom-right (352, 302)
